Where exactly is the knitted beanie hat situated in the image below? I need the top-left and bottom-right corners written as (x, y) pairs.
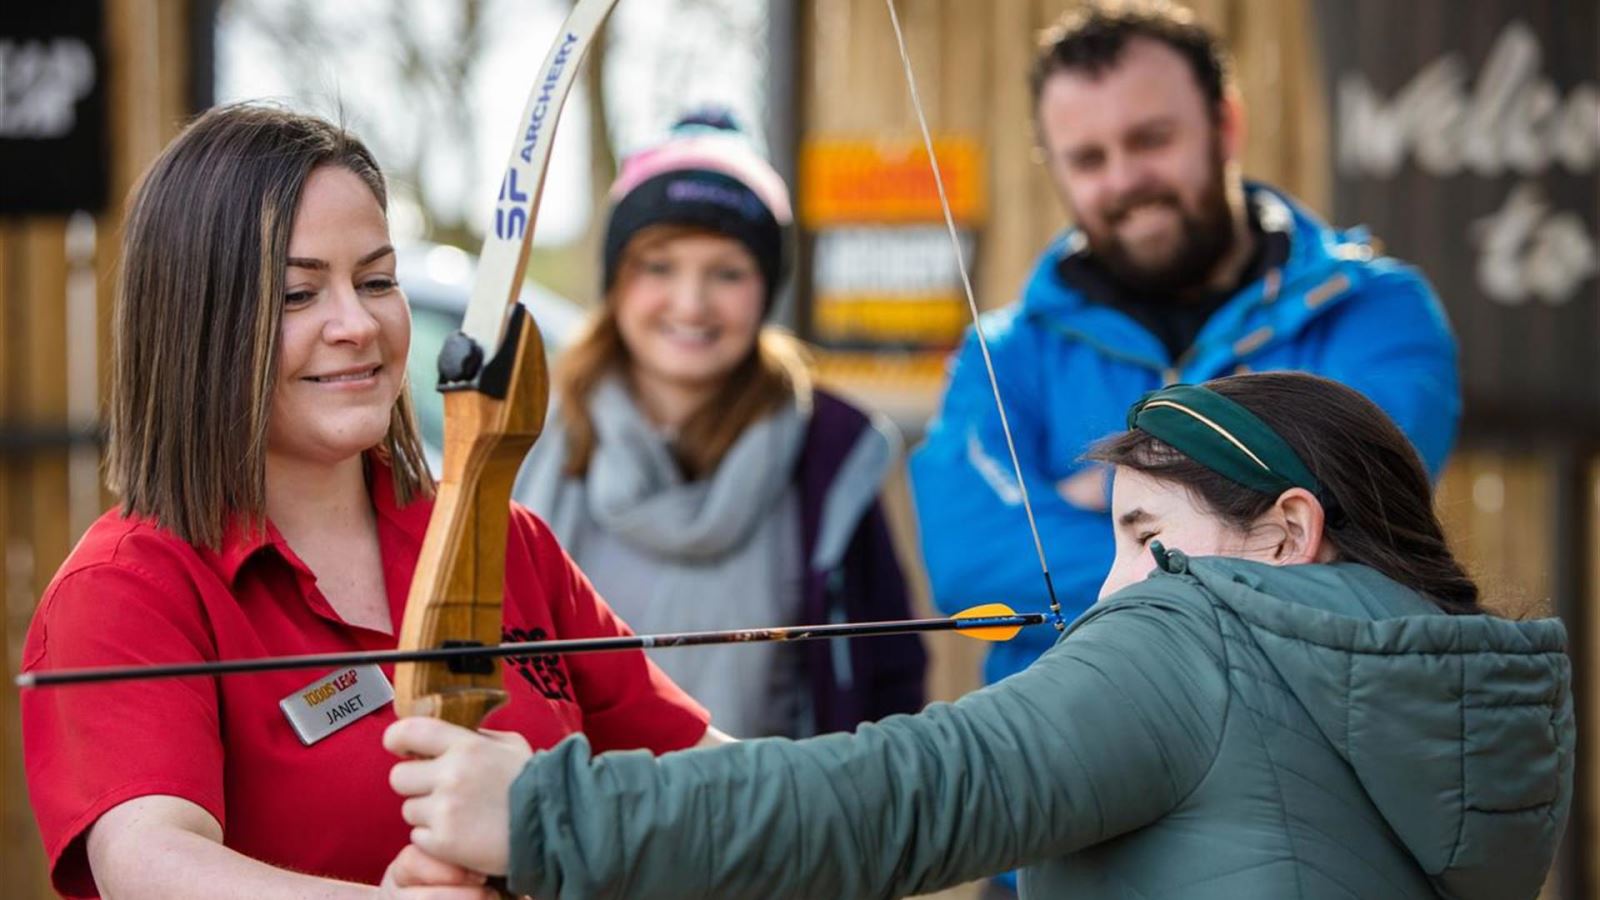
top-left (602, 110), bottom-right (793, 311)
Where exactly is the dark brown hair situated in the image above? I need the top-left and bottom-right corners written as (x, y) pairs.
top-left (555, 224), bottom-right (810, 480)
top-left (1031, 0), bottom-right (1231, 115)
top-left (1088, 372), bottom-right (1482, 614)
top-left (108, 103), bottom-right (432, 549)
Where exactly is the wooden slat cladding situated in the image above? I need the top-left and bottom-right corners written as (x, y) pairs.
top-left (1436, 452), bottom-right (1554, 617)
top-left (1, 2), bottom-right (191, 896)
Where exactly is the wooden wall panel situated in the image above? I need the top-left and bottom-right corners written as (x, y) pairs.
top-left (1437, 452), bottom-right (1555, 616)
top-left (939, 0), bottom-right (987, 131)
top-left (1026, 0), bottom-right (1067, 267)
top-left (978, 1), bottom-right (1038, 311)
top-left (1, 2), bottom-right (191, 896)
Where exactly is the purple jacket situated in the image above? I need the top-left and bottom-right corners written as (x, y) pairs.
top-left (796, 390), bottom-right (927, 734)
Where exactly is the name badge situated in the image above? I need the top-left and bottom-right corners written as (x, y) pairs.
top-left (278, 664), bottom-right (394, 746)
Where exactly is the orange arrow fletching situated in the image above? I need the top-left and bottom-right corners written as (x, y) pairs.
top-left (952, 603), bottom-right (1029, 642)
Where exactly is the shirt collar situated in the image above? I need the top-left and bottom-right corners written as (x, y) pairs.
top-left (212, 514), bottom-right (282, 585)
top-left (209, 454), bottom-right (432, 585)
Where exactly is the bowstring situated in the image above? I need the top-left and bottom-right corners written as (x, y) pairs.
top-left (883, 0), bottom-right (1065, 632)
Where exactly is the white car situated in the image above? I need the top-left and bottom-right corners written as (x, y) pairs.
top-left (397, 242), bottom-right (587, 470)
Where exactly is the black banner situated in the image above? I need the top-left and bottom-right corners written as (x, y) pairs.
top-left (0, 1), bottom-right (107, 214)
top-left (1315, 1), bottom-right (1599, 435)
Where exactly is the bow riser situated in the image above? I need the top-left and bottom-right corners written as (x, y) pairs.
top-left (394, 305), bottom-right (548, 723)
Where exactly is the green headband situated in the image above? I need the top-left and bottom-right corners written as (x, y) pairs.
top-left (1126, 384), bottom-right (1325, 502)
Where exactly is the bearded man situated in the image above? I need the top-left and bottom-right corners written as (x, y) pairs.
top-left (909, 4), bottom-right (1460, 838)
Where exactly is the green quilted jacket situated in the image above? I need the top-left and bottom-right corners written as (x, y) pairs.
top-left (506, 551), bottom-right (1574, 899)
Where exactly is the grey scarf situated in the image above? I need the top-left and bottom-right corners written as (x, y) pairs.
top-left (513, 376), bottom-right (813, 736)
top-left (517, 376), bottom-right (807, 560)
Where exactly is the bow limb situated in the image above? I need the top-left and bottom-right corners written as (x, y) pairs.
top-left (393, 0), bottom-right (625, 726)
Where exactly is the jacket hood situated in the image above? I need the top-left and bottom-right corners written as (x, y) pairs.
top-left (1174, 555), bottom-right (1574, 900)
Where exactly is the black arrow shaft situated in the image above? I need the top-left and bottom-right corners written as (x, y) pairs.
top-left (16, 613), bottom-right (1045, 687)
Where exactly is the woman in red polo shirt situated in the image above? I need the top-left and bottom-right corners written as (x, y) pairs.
top-left (20, 104), bottom-right (722, 899)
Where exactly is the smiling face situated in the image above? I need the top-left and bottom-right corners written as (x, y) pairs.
top-left (1036, 37), bottom-right (1241, 293)
top-left (265, 165), bottom-right (409, 469)
top-left (612, 228), bottom-right (765, 402)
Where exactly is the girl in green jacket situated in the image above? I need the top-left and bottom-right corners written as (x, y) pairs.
top-left (384, 372), bottom-right (1573, 900)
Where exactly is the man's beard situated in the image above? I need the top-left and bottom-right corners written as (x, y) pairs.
top-left (1084, 146), bottom-right (1236, 296)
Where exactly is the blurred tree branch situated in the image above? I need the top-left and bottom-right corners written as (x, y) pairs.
top-left (219, 0), bottom-right (615, 255)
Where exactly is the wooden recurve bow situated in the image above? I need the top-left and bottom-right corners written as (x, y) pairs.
top-left (392, 0), bottom-right (627, 724)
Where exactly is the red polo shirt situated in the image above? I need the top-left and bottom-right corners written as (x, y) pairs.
top-left (21, 463), bottom-right (709, 898)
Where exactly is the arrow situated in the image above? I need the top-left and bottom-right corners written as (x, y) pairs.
top-left (16, 604), bottom-right (1045, 688)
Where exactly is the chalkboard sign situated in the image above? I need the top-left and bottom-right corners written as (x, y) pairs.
top-left (0, 2), bottom-right (107, 214)
top-left (1315, 1), bottom-right (1599, 435)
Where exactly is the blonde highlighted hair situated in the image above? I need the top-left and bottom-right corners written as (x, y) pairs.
top-left (556, 224), bottom-right (811, 480)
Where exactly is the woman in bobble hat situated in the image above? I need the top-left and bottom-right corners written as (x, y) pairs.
top-left (514, 111), bottom-right (926, 739)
